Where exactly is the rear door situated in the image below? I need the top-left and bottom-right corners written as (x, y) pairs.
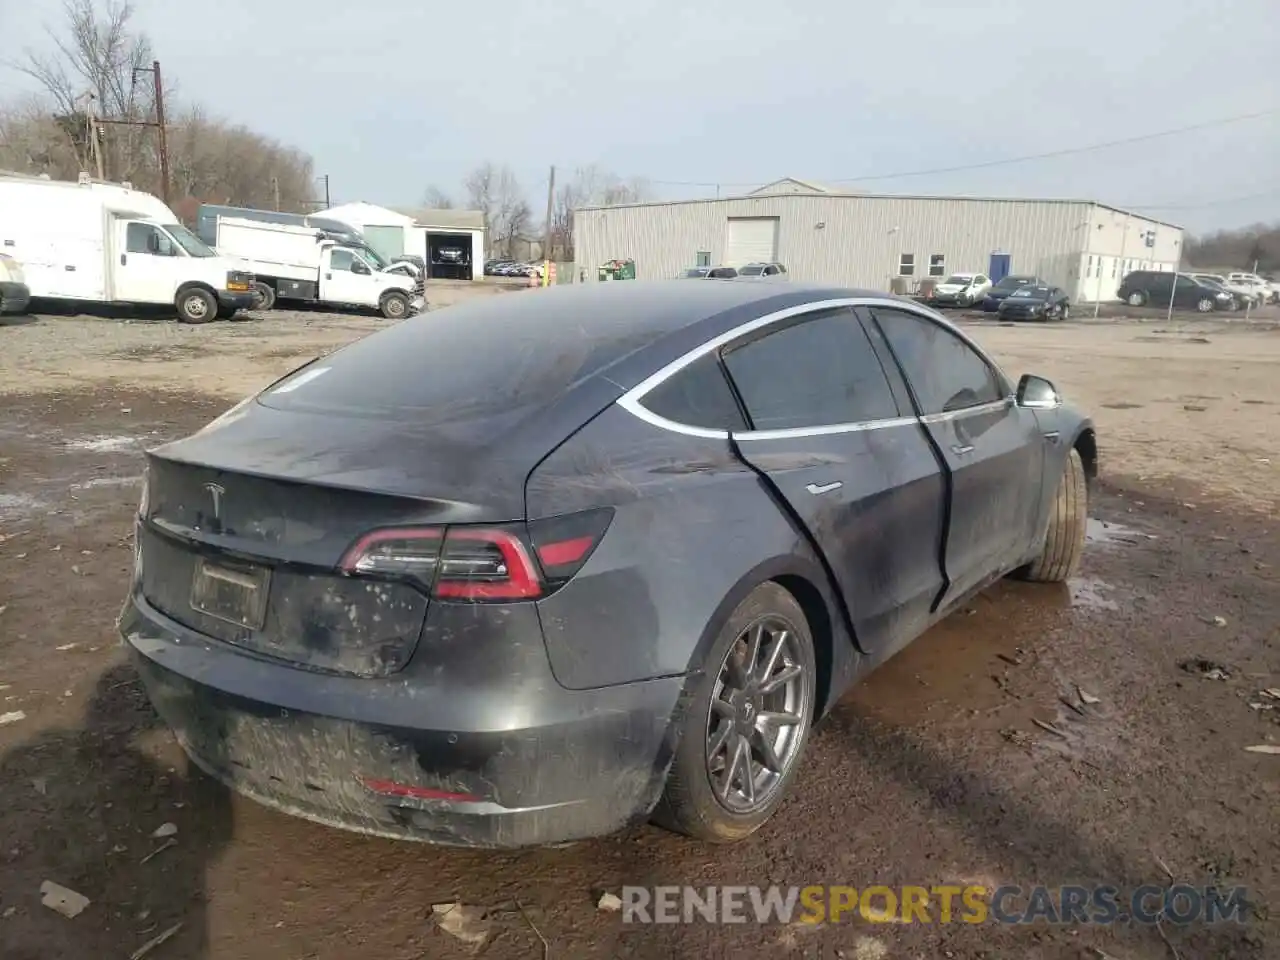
top-left (722, 306), bottom-right (947, 659)
top-left (868, 306), bottom-right (1044, 607)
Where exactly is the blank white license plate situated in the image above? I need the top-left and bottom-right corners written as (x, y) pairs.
top-left (190, 557), bottom-right (270, 630)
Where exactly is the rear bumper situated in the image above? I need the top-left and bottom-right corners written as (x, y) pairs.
top-left (120, 594), bottom-right (683, 848)
top-left (216, 290), bottom-right (256, 311)
top-left (0, 281), bottom-right (30, 315)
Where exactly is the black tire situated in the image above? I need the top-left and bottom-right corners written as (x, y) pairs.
top-left (1126, 291), bottom-right (1146, 307)
top-left (251, 280), bottom-right (276, 311)
top-left (175, 287), bottom-right (216, 324)
top-left (1020, 448), bottom-right (1087, 583)
top-left (379, 291), bottom-right (409, 320)
top-left (653, 582), bottom-right (816, 843)
top-left (1195, 297), bottom-right (1214, 313)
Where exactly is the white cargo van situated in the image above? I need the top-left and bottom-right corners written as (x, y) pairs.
top-left (0, 172), bottom-right (255, 323)
top-left (209, 216), bottom-right (423, 318)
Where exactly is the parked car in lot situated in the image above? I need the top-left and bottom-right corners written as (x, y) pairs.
top-left (982, 274), bottom-right (1042, 312)
top-left (1187, 275), bottom-right (1251, 311)
top-left (931, 272), bottom-right (992, 307)
top-left (1117, 270), bottom-right (1232, 312)
top-left (997, 284), bottom-right (1070, 321)
top-left (736, 262), bottom-right (788, 279)
top-left (682, 266), bottom-right (738, 279)
top-left (122, 280), bottom-right (1096, 848)
top-left (1225, 272), bottom-right (1275, 304)
top-left (0, 253), bottom-right (31, 315)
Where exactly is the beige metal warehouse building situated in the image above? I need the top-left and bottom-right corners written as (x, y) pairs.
top-left (573, 178), bottom-right (1183, 303)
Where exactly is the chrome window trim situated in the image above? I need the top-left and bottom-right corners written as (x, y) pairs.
top-left (615, 296), bottom-right (1014, 441)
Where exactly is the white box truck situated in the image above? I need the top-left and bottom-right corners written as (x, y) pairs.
top-left (0, 172), bottom-right (255, 323)
top-left (209, 216), bottom-right (424, 319)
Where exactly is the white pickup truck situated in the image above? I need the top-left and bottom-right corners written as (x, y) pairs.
top-left (210, 217), bottom-right (424, 318)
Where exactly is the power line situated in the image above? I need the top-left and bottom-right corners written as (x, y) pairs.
top-left (643, 107), bottom-right (1280, 189)
top-left (1125, 187), bottom-right (1280, 210)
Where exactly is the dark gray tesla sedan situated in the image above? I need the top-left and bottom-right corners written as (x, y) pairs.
top-left (120, 280), bottom-right (1096, 848)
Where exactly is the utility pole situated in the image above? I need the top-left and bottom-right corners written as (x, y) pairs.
top-left (321, 174), bottom-right (331, 208)
top-left (542, 165), bottom-right (555, 286)
top-left (152, 61), bottom-right (170, 204)
top-left (272, 176), bottom-right (281, 211)
top-left (99, 60), bottom-right (169, 202)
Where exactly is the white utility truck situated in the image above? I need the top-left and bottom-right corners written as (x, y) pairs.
top-left (0, 172), bottom-right (254, 323)
top-left (208, 216), bottom-right (423, 318)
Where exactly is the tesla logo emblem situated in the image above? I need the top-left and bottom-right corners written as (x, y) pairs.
top-left (204, 482), bottom-right (225, 523)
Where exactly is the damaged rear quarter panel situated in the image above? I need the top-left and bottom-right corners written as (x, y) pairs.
top-left (527, 405), bottom-right (846, 690)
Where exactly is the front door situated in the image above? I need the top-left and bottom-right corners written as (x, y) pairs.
top-left (721, 306), bottom-right (948, 660)
top-left (869, 306), bottom-right (1044, 607)
top-left (988, 253), bottom-right (1011, 284)
top-left (114, 220), bottom-right (186, 304)
top-left (319, 248), bottom-right (378, 307)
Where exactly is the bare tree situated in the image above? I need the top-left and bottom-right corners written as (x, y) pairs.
top-left (0, 0), bottom-right (316, 218)
top-left (549, 165), bottom-right (650, 261)
top-left (1185, 222), bottom-right (1279, 273)
top-left (464, 162), bottom-right (531, 257)
top-left (421, 185), bottom-right (454, 209)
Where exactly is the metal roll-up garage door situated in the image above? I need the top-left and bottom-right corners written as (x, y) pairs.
top-left (725, 217), bottom-right (779, 267)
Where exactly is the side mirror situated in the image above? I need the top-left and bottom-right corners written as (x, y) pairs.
top-left (351, 260), bottom-right (371, 276)
top-left (1016, 374), bottom-right (1060, 409)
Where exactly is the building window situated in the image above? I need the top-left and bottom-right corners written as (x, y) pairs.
top-left (695, 251), bottom-right (711, 268)
top-left (928, 254), bottom-right (945, 277)
top-left (1086, 254), bottom-right (1095, 278)
top-left (898, 253), bottom-right (915, 277)
top-left (1111, 258), bottom-right (1118, 278)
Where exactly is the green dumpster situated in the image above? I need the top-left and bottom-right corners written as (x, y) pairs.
top-left (598, 258), bottom-right (636, 281)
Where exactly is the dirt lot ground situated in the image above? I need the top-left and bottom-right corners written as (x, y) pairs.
top-left (1, 290), bottom-right (1277, 960)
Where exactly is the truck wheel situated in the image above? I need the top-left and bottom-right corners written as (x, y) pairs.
top-left (176, 287), bottom-right (216, 324)
top-left (1018, 448), bottom-right (1087, 583)
top-left (1126, 292), bottom-right (1146, 307)
top-left (379, 291), bottom-right (409, 320)
top-left (251, 281), bottom-right (276, 311)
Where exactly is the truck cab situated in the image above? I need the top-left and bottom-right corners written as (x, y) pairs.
top-left (318, 245), bottom-right (420, 319)
top-left (113, 219), bottom-right (254, 321)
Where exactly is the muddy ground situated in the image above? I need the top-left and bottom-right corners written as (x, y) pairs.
top-left (1, 293), bottom-right (1277, 959)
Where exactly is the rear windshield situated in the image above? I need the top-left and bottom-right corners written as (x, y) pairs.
top-left (994, 276), bottom-right (1033, 290)
top-left (738, 265), bottom-right (764, 276)
top-left (944, 275), bottom-right (973, 285)
top-left (258, 294), bottom-right (672, 423)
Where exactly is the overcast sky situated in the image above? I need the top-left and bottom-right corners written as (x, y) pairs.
top-left (3, 0), bottom-right (1278, 232)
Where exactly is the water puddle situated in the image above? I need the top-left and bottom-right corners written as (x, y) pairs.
top-left (1067, 576), bottom-right (1119, 612)
top-left (65, 436), bottom-right (142, 454)
top-left (1086, 517), bottom-right (1151, 547)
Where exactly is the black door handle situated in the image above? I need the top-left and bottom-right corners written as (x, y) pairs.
top-left (120, 254), bottom-right (127, 265)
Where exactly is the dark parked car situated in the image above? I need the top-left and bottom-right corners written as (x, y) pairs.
top-left (121, 282), bottom-right (1096, 848)
top-left (1117, 270), bottom-right (1231, 312)
top-left (982, 274), bottom-right (1042, 312)
top-left (683, 266), bottom-right (738, 279)
top-left (997, 284), bottom-right (1070, 321)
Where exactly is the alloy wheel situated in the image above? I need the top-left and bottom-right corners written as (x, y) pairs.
top-left (184, 295), bottom-right (208, 319)
top-left (705, 616), bottom-right (809, 814)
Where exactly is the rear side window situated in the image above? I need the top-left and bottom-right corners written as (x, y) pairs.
top-left (721, 309), bottom-right (899, 431)
top-left (640, 354), bottom-right (747, 431)
top-left (873, 309), bottom-right (1003, 415)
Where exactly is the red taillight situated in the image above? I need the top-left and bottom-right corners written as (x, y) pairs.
top-left (340, 510), bottom-right (613, 601)
top-left (432, 528), bottom-right (541, 600)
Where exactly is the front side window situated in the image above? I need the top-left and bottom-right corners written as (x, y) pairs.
top-left (873, 308), bottom-right (1003, 415)
top-left (640, 353), bottom-right (746, 431)
top-left (722, 309), bottom-right (898, 431)
top-left (126, 222), bottom-right (178, 257)
top-left (329, 249), bottom-right (355, 271)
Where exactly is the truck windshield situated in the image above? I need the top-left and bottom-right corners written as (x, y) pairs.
top-left (359, 246), bottom-right (390, 269)
top-left (165, 224), bottom-right (216, 258)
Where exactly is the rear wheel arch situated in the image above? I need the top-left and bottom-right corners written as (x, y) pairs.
top-left (680, 557), bottom-right (851, 723)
